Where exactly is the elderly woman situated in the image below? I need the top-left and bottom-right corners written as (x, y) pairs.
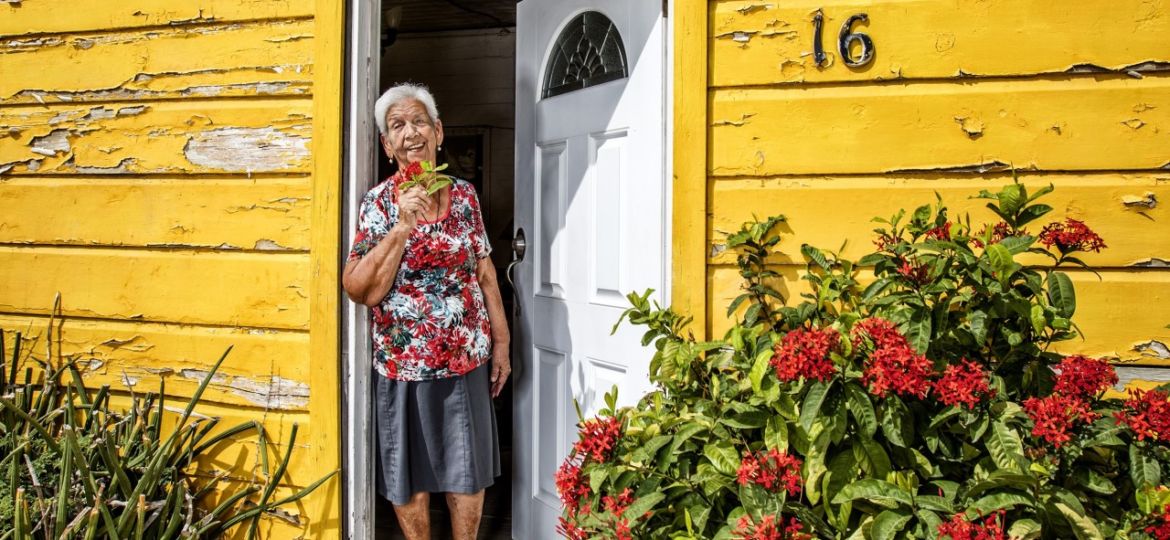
top-left (343, 83), bottom-right (510, 539)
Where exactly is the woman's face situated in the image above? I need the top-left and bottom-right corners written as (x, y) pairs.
top-left (381, 98), bottom-right (444, 166)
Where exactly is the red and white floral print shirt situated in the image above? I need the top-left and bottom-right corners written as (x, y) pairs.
top-left (348, 174), bottom-right (493, 381)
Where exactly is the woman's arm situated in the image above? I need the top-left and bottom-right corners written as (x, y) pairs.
top-left (342, 186), bottom-right (431, 306)
top-left (476, 257), bottom-right (511, 397)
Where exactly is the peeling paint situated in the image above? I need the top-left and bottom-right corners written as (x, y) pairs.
top-left (183, 126), bottom-right (310, 172)
top-left (1115, 365), bottom-right (1170, 390)
top-left (713, 113), bottom-right (756, 127)
top-left (710, 243), bottom-right (728, 258)
top-left (72, 158), bottom-right (135, 175)
top-left (121, 373), bottom-right (139, 387)
top-left (736, 3), bottom-right (774, 15)
top-left (1122, 192), bottom-right (1157, 209)
top-left (254, 239), bottom-right (292, 251)
top-left (1134, 340), bottom-right (1170, 360)
top-left (890, 161), bottom-right (1011, 174)
top-left (177, 369), bottom-right (310, 410)
top-left (953, 116), bottom-right (985, 139)
top-left (1123, 118), bottom-right (1147, 130)
top-left (1131, 258), bottom-right (1170, 267)
top-left (99, 336), bottom-right (154, 352)
top-left (28, 129), bottom-right (71, 157)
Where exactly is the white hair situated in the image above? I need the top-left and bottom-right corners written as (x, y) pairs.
top-left (374, 83), bottom-right (440, 137)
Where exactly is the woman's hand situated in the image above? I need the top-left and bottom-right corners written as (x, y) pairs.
top-left (395, 185), bottom-right (434, 230)
top-left (490, 343), bottom-right (510, 398)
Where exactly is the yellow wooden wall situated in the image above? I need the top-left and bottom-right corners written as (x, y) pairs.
top-left (0, 1), bottom-right (342, 536)
top-left (674, 0), bottom-right (1170, 370)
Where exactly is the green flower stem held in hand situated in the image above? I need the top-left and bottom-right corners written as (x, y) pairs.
top-left (398, 159), bottom-right (452, 195)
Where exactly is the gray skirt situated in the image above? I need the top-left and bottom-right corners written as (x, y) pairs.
top-left (374, 362), bottom-right (501, 505)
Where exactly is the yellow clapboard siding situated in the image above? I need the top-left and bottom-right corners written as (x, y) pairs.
top-left (0, 0), bottom-right (314, 37)
top-left (101, 394), bottom-right (322, 489)
top-left (0, 178), bottom-right (311, 250)
top-left (0, 99), bottom-right (312, 175)
top-left (0, 20), bottom-right (314, 105)
top-left (708, 265), bottom-right (1170, 365)
top-left (709, 174), bottom-right (1169, 268)
top-left (710, 75), bottom-right (1170, 176)
top-left (711, 0), bottom-right (1170, 86)
top-left (0, 315), bottom-right (310, 411)
top-left (0, 247), bottom-right (308, 330)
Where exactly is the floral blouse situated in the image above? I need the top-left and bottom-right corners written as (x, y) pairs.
top-left (348, 175), bottom-right (493, 381)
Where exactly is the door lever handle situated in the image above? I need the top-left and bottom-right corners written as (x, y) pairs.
top-left (506, 228), bottom-right (525, 316)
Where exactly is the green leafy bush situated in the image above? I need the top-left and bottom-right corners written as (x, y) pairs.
top-left (556, 181), bottom-right (1170, 539)
top-left (0, 327), bottom-right (333, 539)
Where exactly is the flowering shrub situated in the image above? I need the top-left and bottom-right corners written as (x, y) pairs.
top-left (557, 180), bottom-right (1170, 539)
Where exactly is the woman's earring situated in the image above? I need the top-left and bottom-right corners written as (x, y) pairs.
top-left (388, 156), bottom-right (394, 164)
top-left (438, 145), bottom-right (442, 152)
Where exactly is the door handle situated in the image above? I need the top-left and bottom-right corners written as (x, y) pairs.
top-left (505, 228), bottom-right (526, 292)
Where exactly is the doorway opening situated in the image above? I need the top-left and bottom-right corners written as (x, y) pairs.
top-left (373, 1), bottom-right (517, 538)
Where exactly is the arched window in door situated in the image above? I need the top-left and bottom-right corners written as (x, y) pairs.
top-left (541, 11), bottom-right (628, 99)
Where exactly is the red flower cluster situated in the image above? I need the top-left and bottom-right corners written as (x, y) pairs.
top-left (934, 360), bottom-right (995, 409)
top-left (1116, 389), bottom-right (1170, 443)
top-left (1146, 504), bottom-right (1170, 540)
top-left (601, 488), bottom-right (638, 540)
top-left (853, 319), bottom-right (934, 398)
top-left (1053, 355), bottom-right (1117, 396)
top-left (895, 258), bottom-right (930, 286)
top-left (399, 161), bottom-right (424, 180)
top-left (771, 328), bottom-right (840, 383)
top-left (573, 416), bottom-right (623, 462)
top-left (874, 232), bottom-right (901, 253)
top-left (1038, 218), bottom-right (1106, 253)
top-left (925, 222), bottom-right (953, 241)
top-left (736, 449), bottom-right (803, 494)
top-left (1023, 394), bottom-right (1099, 447)
top-left (555, 458), bottom-right (591, 516)
top-left (971, 221), bottom-right (1017, 249)
top-left (936, 512), bottom-right (1006, 540)
top-left (733, 515), bottom-right (812, 540)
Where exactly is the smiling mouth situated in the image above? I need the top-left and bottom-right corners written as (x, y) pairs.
top-left (406, 143), bottom-right (425, 152)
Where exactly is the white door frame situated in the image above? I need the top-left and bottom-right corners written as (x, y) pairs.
top-left (341, 0), bottom-right (380, 537)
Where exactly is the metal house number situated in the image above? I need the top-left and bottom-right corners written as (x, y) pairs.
top-left (812, 10), bottom-right (875, 68)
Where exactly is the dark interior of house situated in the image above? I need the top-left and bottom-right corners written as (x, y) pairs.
top-left (374, 1), bottom-right (518, 538)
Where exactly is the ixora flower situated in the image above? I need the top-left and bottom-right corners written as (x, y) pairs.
top-left (971, 221), bottom-right (1020, 249)
top-left (397, 160), bottom-right (452, 195)
top-left (555, 458), bottom-right (591, 516)
top-left (771, 327), bottom-right (840, 382)
top-left (925, 221), bottom-right (953, 241)
top-left (736, 449), bottom-right (803, 494)
top-left (1038, 218), bottom-right (1106, 254)
top-left (1023, 393), bottom-right (1098, 447)
top-left (572, 416), bottom-right (623, 462)
top-left (602, 488), bottom-right (638, 540)
top-left (1116, 388), bottom-right (1170, 443)
top-left (934, 359), bottom-right (995, 409)
top-left (1146, 504), bottom-right (1170, 540)
top-left (733, 514), bottom-right (812, 540)
top-left (936, 511), bottom-right (1006, 540)
top-left (1053, 355), bottom-right (1118, 396)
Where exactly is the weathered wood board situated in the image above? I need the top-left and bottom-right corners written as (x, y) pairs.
top-left (0, 177), bottom-right (311, 250)
top-left (709, 173), bottom-right (1169, 267)
top-left (710, 0), bottom-right (1170, 86)
top-left (0, 100), bottom-right (313, 175)
top-left (1, 20), bottom-right (314, 104)
top-left (710, 76), bottom-right (1170, 176)
top-left (0, 248), bottom-right (309, 330)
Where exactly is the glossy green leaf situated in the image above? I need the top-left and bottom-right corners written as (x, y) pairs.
top-left (1047, 271), bottom-right (1076, 318)
top-left (870, 509), bottom-right (913, 540)
top-left (704, 441), bottom-right (740, 477)
top-left (987, 420), bottom-right (1026, 472)
top-left (831, 478), bottom-right (913, 509)
top-left (1054, 502), bottom-right (1104, 540)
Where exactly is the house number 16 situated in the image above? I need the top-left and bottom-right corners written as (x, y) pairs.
top-left (812, 10), bottom-right (875, 68)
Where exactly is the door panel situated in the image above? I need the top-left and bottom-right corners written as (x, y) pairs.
top-left (514, 1), bottom-right (666, 537)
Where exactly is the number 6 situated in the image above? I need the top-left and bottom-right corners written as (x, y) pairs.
top-left (838, 13), bottom-right (875, 67)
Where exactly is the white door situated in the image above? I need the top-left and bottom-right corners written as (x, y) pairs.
top-left (512, 1), bottom-right (667, 538)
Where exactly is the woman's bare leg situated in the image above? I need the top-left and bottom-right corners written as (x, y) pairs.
top-left (446, 490), bottom-right (485, 540)
top-left (393, 492), bottom-right (431, 540)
